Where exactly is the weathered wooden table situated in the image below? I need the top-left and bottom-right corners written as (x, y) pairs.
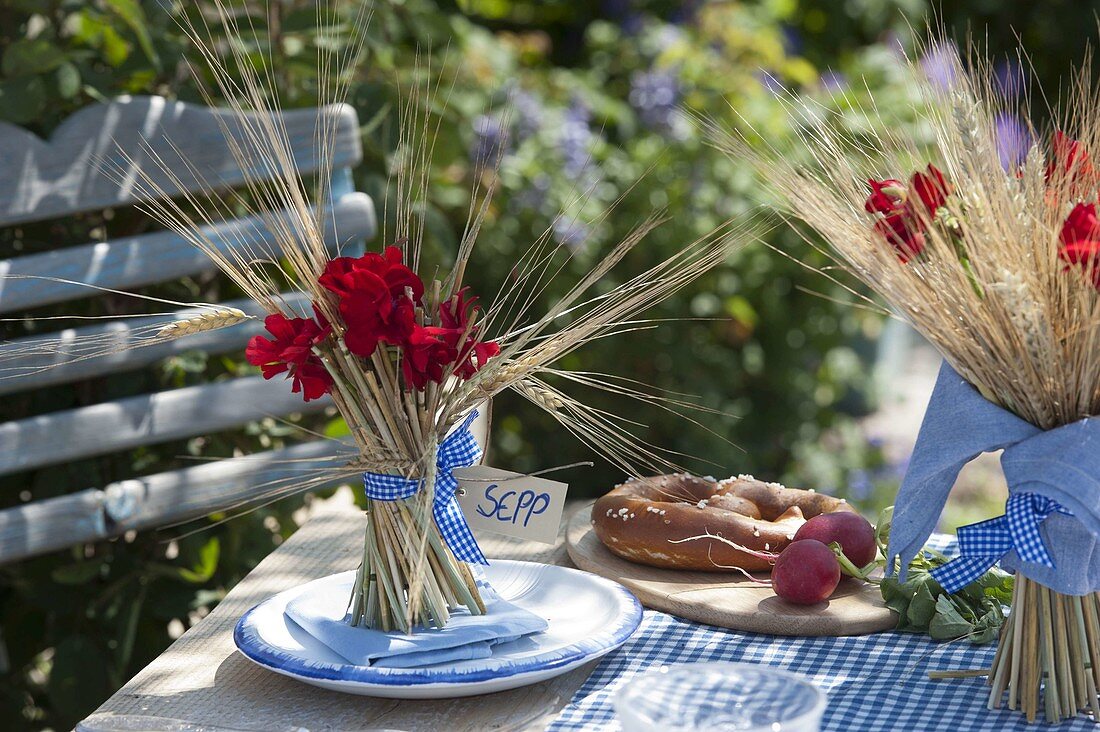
top-left (80, 499), bottom-right (593, 732)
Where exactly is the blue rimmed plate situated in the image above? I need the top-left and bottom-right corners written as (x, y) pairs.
top-left (234, 559), bottom-right (642, 698)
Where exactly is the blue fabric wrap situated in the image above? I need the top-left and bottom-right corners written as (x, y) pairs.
top-left (284, 570), bottom-right (548, 669)
top-left (886, 361), bottom-right (1100, 595)
top-left (362, 410), bottom-right (488, 565)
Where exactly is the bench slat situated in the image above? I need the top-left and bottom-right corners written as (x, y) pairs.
top-left (0, 439), bottom-right (353, 564)
top-left (0, 294), bottom-right (313, 395)
top-left (0, 375), bottom-right (333, 476)
top-left (0, 96), bottom-right (362, 226)
top-left (0, 191), bottom-right (375, 313)
top-left (0, 95), bottom-right (376, 562)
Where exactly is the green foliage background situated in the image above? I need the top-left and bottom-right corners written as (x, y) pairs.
top-left (0, 0), bottom-right (1096, 728)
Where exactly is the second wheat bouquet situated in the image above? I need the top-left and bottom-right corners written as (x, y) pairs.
top-left (709, 39), bottom-right (1100, 723)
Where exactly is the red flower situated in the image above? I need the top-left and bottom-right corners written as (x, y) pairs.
top-left (1059, 202), bottom-right (1100, 288)
top-left (399, 292), bottom-right (502, 390)
top-left (873, 213), bottom-right (926, 263)
top-left (320, 246), bottom-right (424, 358)
top-left (246, 310), bottom-right (333, 401)
top-left (909, 164), bottom-right (951, 214)
top-left (864, 178), bottom-right (905, 214)
top-left (339, 272), bottom-right (417, 357)
top-left (865, 165), bottom-right (952, 263)
top-left (438, 290), bottom-right (501, 379)
top-left (460, 341), bottom-right (502, 379)
top-left (290, 361), bottom-right (337, 402)
top-left (1047, 131), bottom-right (1093, 183)
top-left (401, 325), bottom-right (458, 389)
top-left (319, 246), bottom-right (424, 301)
top-left (437, 290), bottom-right (473, 332)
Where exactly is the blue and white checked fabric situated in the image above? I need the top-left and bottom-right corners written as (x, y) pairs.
top-left (549, 536), bottom-right (1097, 732)
top-left (933, 493), bottom-right (1072, 592)
top-left (362, 410), bottom-right (487, 565)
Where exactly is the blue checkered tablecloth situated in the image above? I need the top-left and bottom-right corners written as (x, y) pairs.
top-left (549, 536), bottom-right (1097, 731)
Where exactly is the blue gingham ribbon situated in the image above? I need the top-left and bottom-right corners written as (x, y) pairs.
top-left (362, 410), bottom-right (487, 565)
top-left (888, 361), bottom-right (1100, 595)
top-left (930, 493), bottom-right (1072, 592)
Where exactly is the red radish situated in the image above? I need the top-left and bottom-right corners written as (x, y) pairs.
top-left (771, 539), bottom-right (840, 605)
top-left (793, 511), bottom-right (877, 567)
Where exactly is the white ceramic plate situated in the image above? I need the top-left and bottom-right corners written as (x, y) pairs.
top-left (234, 559), bottom-right (642, 698)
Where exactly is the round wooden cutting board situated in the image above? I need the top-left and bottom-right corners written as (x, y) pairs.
top-left (565, 501), bottom-right (897, 637)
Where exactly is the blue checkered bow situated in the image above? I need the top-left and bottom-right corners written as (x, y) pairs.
top-left (362, 410), bottom-right (487, 565)
top-left (930, 493), bottom-right (1072, 593)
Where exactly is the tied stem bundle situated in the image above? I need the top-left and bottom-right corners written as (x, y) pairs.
top-left (987, 577), bottom-right (1100, 723)
top-left (707, 35), bottom-right (1100, 721)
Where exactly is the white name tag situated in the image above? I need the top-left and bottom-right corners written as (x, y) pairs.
top-left (452, 465), bottom-right (568, 545)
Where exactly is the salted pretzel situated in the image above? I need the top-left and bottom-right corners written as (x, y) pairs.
top-left (591, 473), bottom-right (854, 571)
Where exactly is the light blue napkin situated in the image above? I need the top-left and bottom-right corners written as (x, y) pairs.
top-left (284, 571), bottom-right (548, 669)
top-left (887, 360), bottom-right (1100, 595)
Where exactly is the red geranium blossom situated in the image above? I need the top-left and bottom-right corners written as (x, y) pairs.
top-left (873, 213), bottom-right (927, 263)
top-left (438, 290), bottom-right (500, 379)
top-left (909, 164), bottom-right (951, 213)
top-left (401, 325), bottom-right (458, 389)
top-left (1047, 131), bottom-right (1094, 183)
top-left (459, 341), bottom-right (501, 379)
top-left (320, 246), bottom-right (424, 358)
top-left (289, 361), bottom-right (336, 402)
top-left (319, 246), bottom-right (424, 301)
top-left (864, 178), bottom-right (905, 214)
top-left (246, 309), bottom-right (333, 401)
top-left (1059, 202), bottom-right (1100, 288)
top-left (864, 165), bottom-right (952, 262)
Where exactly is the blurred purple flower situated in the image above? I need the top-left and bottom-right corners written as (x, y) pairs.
top-left (995, 112), bottom-right (1032, 170)
top-left (781, 25), bottom-right (803, 56)
top-left (848, 469), bottom-right (873, 502)
top-left (629, 68), bottom-right (687, 139)
top-left (510, 87), bottom-right (543, 142)
top-left (470, 114), bottom-right (508, 169)
top-left (883, 31), bottom-right (906, 60)
top-left (993, 59), bottom-right (1026, 101)
top-left (511, 173), bottom-right (551, 215)
top-left (553, 217), bottom-right (591, 252)
top-left (654, 25), bottom-right (686, 53)
top-left (920, 42), bottom-right (961, 91)
top-left (756, 70), bottom-right (784, 95)
top-left (819, 70), bottom-right (847, 92)
top-left (668, 0), bottom-right (700, 26)
top-left (603, 0), bottom-right (643, 35)
top-left (559, 97), bottom-right (599, 183)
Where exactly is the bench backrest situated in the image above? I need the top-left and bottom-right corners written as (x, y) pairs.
top-left (0, 96), bottom-right (376, 562)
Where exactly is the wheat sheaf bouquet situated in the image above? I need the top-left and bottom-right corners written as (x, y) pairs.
top-left (710, 41), bottom-right (1100, 723)
top-left (2, 4), bottom-right (747, 635)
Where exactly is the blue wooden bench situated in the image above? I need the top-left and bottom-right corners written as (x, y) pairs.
top-left (0, 95), bottom-right (375, 562)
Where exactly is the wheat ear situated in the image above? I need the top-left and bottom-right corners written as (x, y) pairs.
top-left (155, 308), bottom-right (252, 340)
top-left (513, 378), bottom-right (566, 412)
